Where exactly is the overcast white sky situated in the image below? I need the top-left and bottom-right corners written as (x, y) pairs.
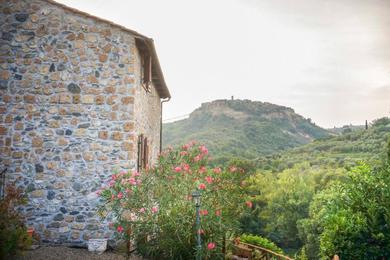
top-left (58, 0), bottom-right (390, 128)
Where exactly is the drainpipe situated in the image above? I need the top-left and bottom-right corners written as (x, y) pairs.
top-left (160, 97), bottom-right (171, 152)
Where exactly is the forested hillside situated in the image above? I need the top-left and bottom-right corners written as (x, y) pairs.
top-left (163, 99), bottom-right (330, 161)
top-left (258, 117), bottom-right (390, 171)
top-left (242, 117), bottom-right (390, 258)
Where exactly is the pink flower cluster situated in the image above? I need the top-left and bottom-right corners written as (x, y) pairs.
top-left (213, 167), bottom-right (221, 174)
top-left (200, 209), bottom-right (208, 216)
top-left (199, 183), bottom-right (206, 190)
top-left (205, 176), bottom-right (213, 184)
top-left (117, 226), bottom-right (124, 233)
top-left (207, 242), bottom-right (216, 250)
top-left (199, 145), bottom-right (208, 155)
top-left (199, 166), bottom-right (207, 174)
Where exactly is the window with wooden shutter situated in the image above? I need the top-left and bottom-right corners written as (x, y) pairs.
top-left (141, 52), bottom-right (152, 92)
top-left (137, 134), bottom-right (149, 171)
top-left (143, 137), bottom-right (149, 169)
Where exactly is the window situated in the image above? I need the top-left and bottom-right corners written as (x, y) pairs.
top-left (137, 134), bottom-right (149, 171)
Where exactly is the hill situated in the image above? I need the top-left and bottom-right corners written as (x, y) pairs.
top-left (163, 99), bottom-right (330, 161)
top-left (327, 124), bottom-right (365, 134)
top-left (258, 117), bottom-right (390, 171)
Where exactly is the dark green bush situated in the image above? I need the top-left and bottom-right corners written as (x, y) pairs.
top-left (0, 183), bottom-right (32, 259)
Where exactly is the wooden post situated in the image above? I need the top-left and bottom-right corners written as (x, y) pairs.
top-left (222, 234), bottom-right (226, 255)
top-left (126, 228), bottom-right (132, 256)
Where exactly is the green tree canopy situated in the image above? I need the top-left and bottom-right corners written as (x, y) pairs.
top-left (299, 162), bottom-right (390, 259)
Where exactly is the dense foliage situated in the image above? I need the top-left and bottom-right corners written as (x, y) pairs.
top-left (99, 142), bottom-right (251, 259)
top-left (163, 99), bottom-right (329, 162)
top-left (244, 164), bottom-right (346, 252)
top-left (299, 161), bottom-right (390, 259)
top-left (0, 183), bottom-right (32, 259)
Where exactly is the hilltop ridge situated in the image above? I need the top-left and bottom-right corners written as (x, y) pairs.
top-left (163, 99), bottom-right (330, 161)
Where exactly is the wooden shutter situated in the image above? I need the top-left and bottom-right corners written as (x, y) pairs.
top-left (137, 135), bottom-right (149, 170)
top-left (143, 137), bottom-right (149, 168)
top-left (137, 134), bottom-right (144, 172)
top-left (143, 53), bottom-right (152, 89)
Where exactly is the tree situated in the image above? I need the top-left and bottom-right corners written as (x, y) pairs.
top-left (246, 164), bottom-right (345, 251)
top-left (299, 163), bottom-right (390, 259)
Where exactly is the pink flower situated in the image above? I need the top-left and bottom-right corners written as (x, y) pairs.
top-left (139, 208), bottom-right (145, 213)
top-left (120, 170), bottom-right (127, 175)
top-left (108, 180), bottom-right (115, 187)
top-left (199, 183), bottom-right (206, 190)
top-left (132, 171), bottom-right (140, 177)
top-left (199, 166), bottom-right (207, 174)
top-left (197, 229), bottom-right (205, 235)
top-left (111, 194), bottom-right (115, 200)
top-left (215, 210), bottom-right (221, 216)
top-left (200, 209), bottom-right (208, 216)
top-left (151, 206), bottom-right (158, 213)
top-left (180, 151), bottom-right (188, 156)
top-left (128, 177), bottom-right (137, 185)
top-left (213, 167), bottom-right (222, 174)
top-left (111, 174), bottom-right (117, 180)
top-left (174, 166), bottom-right (182, 173)
top-left (182, 164), bottom-right (190, 172)
top-left (245, 201), bottom-right (253, 208)
top-left (205, 176), bottom-right (213, 184)
top-left (182, 144), bottom-right (190, 150)
top-left (117, 192), bottom-right (123, 199)
top-left (95, 190), bottom-right (101, 195)
top-left (194, 155), bottom-right (202, 162)
top-left (207, 242), bottom-right (216, 250)
top-left (117, 226), bottom-right (124, 233)
top-left (199, 145), bottom-right (209, 155)
top-left (229, 166), bottom-right (237, 172)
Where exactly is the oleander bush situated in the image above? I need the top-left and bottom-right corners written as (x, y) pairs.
top-left (98, 142), bottom-right (252, 259)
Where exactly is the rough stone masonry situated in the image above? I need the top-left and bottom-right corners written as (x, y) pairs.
top-left (0, 0), bottom-right (169, 244)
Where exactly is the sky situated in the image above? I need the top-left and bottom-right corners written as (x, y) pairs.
top-left (57, 0), bottom-right (390, 128)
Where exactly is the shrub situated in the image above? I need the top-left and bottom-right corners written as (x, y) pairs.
top-left (0, 183), bottom-right (32, 259)
top-left (98, 142), bottom-right (251, 259)
top-left (239, 233), bottom-right (283, 254)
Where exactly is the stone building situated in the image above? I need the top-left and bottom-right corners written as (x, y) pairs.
top-left (0, 0), bottom-right (170, 244)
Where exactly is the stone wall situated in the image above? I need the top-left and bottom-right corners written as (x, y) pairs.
top-left (0, 0), bottom-right (162, 244)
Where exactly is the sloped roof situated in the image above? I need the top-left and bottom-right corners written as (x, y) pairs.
top-left (45, 0), bottom-right (171, 99)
